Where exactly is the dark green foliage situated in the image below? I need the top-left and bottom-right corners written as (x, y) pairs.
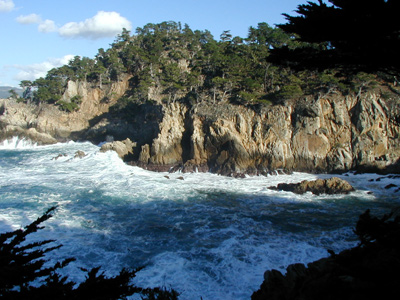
top-left (23, 17), bottom-right (400, 109)
top-left (56, 95), bottom-right (82, 113)
top-left (7, 89), bottom-right (20, 101)
top-left (271, 0), bottom-right (400, 75)
top-left (270, 84), bottom-right (304, 103)
top-left (247, 22), bottom-right (293, 49)
top-left (32, 77), bottom-right (64, 104)
top-left (0, 207), bottom-right (178, 300)
top-left (0, 207), bottom-right (72, 299)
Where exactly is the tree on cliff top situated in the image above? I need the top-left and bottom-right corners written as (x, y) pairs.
top-left (270, 0), bottom-right (400, 75)
top-left (0, 207), bottom-right (178, 300)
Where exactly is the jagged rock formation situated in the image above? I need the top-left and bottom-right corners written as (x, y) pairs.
top-left (1, 82), bottom-right (400, 175)
top-left (269, 177), bottom-right (355, 195)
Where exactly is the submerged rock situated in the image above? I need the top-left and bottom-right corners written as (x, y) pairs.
top-left (52, 153), bottom-right (67, 160)
top-left (74, 150), bottom-right (86, 159)
top-left (269, 177), bottom-right (355, 195)
top-left (385, 183), bottom-right (397, 189)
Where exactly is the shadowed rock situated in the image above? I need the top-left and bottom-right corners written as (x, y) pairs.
top-left (2, 85), bottom-right (400, 176)
top-left (252, 209), bottom-right (400, 300)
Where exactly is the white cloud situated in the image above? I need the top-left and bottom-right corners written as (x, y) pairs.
top-left (0, 0), bottom-right (14, 12)
top-left (13, 55), bottom-right (75, 82)
top-left (58, 11), bottom-right (132, 39)
top-left (14, 10), bottom-right (131, 39)
top-left (16, 13), bottom-right (42, 24)
top-left (38, 19), bottom-right (57, 33)
top-left (17, 14), bottom-right (57, 33)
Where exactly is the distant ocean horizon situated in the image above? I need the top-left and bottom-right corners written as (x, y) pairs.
top-left (1, 137), bottom-right (398, 299)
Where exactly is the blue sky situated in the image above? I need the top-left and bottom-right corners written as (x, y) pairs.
top-left (0, 0), bottom-right (308, 87)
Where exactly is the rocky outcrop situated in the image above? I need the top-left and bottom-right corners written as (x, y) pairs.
top-left (0, 76), bottom-right (130, 144)
top-left (100, 138), bottom-right (136, 160)
top-left (1, 87), bottom-right (400, 175)
top-left (269, 177), bottom-right (355, 195)
top-left (123, 93), bottom-right (400, 175)
top-left (252, 209), bottom-right (400, 300)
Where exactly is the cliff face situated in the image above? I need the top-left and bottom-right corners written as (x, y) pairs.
top-left (0, 77), bottom-right (130, 143)
top-left (1, 81), bottom-right (399, 175)
top-left (123, 94), bottom-right (399, 175)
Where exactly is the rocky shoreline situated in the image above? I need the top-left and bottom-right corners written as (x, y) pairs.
top-left (1, 81), bottom-right (400, 177)
top-left (2, 87), bottom-right (400, 300)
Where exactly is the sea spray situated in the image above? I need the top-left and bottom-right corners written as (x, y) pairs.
top-left (0, 139), bottom-right (399, 299)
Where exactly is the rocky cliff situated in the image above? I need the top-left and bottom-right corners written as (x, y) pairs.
top-left (1, 80), bottom-right (399, 175)
top-left (0, 76), bottom-right (130, 144)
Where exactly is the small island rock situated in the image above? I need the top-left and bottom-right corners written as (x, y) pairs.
top-left (269, 177), bottom-right (354, 195)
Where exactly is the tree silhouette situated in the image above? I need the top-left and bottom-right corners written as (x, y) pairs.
top-left (0, 207), bottom-right (178, 300)
top-left (270, 0), bottom-right (400, 75)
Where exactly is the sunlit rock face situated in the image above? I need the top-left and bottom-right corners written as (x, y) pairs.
top-left (1, 86), bottom-right (399, 175)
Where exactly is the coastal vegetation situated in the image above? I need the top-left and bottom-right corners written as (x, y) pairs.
top-left (1, 1), bottom-right (400, 299)
top-left (270, 0), bottom-right (400, 75)
top-left (0, 0), bottom-right (398, 176)
top-left (15, 1), bottom-right (399, 112)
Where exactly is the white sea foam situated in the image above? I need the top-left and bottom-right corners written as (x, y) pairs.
top-left (1, 141), bottom-right (399, 299)
top-left (0, 136), bottom-right (38, 149)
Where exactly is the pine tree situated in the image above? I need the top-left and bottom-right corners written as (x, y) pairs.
top-left (270, 0), bottom-right (400, 75)
top-left (0, 207), bottom-right (178, 300)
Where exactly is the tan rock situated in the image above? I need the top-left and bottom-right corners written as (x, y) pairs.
top-left (100, 138), bottom-right (136, 159)
top-left (270, 177), bottom-right (355, 195)
top-left (2, 86), bottom-right (400, 175)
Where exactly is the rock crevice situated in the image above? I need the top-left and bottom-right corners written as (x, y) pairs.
top-left (1, 88), bottom-right (399, 175)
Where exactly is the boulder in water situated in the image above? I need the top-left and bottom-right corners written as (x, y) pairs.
top-left (74, 150), bottom-right (86, 159)
top-left (269, 177), bottom-right (354, 195)
top-left (100, 138), bottom-right (136, 160)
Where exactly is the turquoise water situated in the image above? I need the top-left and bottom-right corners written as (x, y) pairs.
top-left (0, 137), bottom-right (398, 299)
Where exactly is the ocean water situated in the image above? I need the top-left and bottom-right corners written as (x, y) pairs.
top-left (0, 137), bottom-right (399, 299)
